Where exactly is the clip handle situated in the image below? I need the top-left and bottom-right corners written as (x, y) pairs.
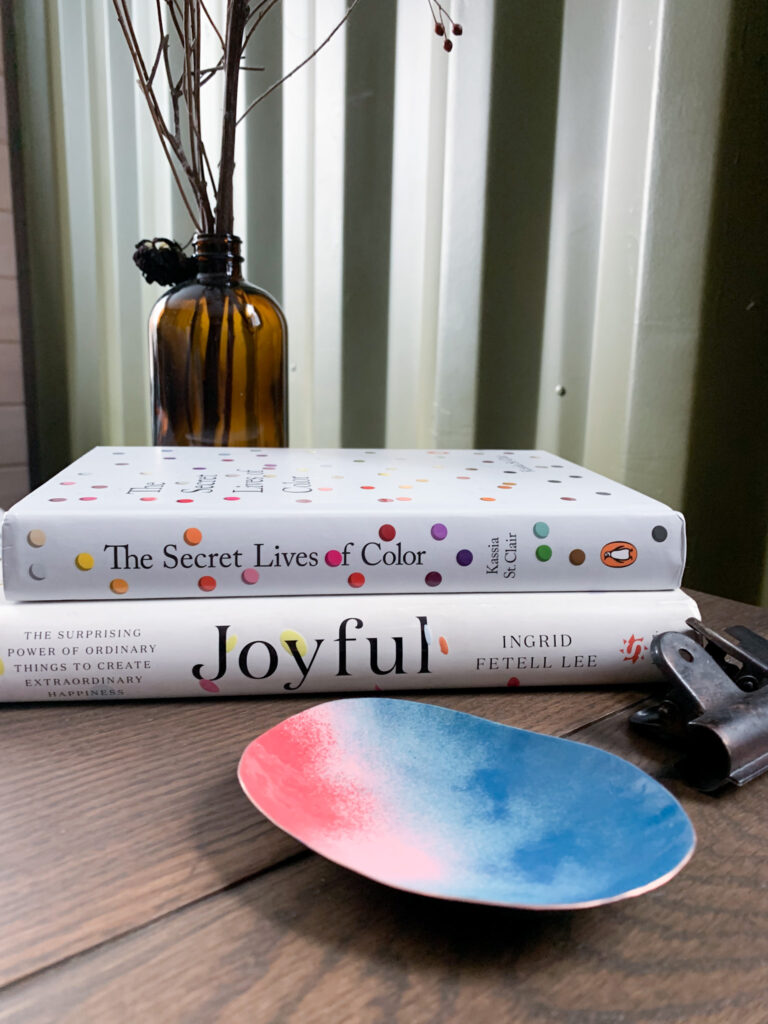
top-left (650, 631), bottom-right (737, 718)
top-left (638, 628), bottom-right (768, 790)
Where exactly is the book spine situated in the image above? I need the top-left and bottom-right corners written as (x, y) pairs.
top-left (0, 589), bottom-right (699, 700)
top-left (2, 507), bottom-right (686, 600)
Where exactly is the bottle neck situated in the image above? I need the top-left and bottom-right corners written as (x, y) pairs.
top-left (193, 234), bottom-right (243, 283)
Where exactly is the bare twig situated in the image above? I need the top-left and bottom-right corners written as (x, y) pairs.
top-left (147, 34), bottom-right (167, 86)
top-left (245, 0), bottom-right (278, 21)
top-left (115, 0), bottom-right (461, 240)
top-left (237, 0), bottom-right (364, 125)
top-left (200, 61), bottom-right (225, 86)
top-left (184, 0), bottom-right (198, 182)
top-left (241, 0), bottom-right (282, 55)
top-left (112, 0), bottom-right (202, 229)
top-left (200, 0), bottom-right (225, 49)
top-left (201, 143), bottom-right (218, 201)
top-left (163, 0), bottom-right (185, 41)
top-left (215, 0), bottom-right (250, 234)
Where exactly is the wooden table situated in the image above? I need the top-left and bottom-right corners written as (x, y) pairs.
top-left (1, 590), bottom-right (766, 1023)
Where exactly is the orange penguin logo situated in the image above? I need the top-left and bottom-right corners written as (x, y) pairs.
top-left (601, 541), bottom-right (638, 568)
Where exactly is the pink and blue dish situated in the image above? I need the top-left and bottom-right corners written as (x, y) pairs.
top-left (238, 698), bottom-right (695, 909)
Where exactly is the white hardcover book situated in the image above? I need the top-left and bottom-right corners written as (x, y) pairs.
top-left (0, 587), bottom-right (699, 700)
top-left (1, 447), bottom-right (686, 601)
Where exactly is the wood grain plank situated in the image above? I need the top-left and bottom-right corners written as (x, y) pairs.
top-left (2, 779), bottom-right (767, 1024)
top-left (687, 588), bottom-right (768, 629)
top-left (0, 686), bottom-right (647, 987)
top-left (0, 593), bottom-right (761, 999)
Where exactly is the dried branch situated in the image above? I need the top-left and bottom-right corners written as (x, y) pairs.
top-left (241, 0), bottom-right (282, 55)
top-left (200, 0), bottom-right (225, 49)
top-left (200, 62), bottom-right (225, 86)
top-left (237, 0), bottom-right (364, 126)
top-left (147, 34), bottom-right (167, 87)
top-left (184, 0), bottom-right (198, 183)
top-left (114, 0), bottom-right (463, 249)
top-left (112, 0), bottom-right (202, 229)
top-left (215, 0), bottom-right (250, 234)
top-left (163, 0), bottom-right (185, 43)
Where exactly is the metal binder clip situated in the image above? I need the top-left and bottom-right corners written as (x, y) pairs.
top-left (630, 618), bottom-right (768, 791)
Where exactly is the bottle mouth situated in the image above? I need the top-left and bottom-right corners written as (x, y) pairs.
top-left (194, 233), bottom-right (242, 244)
top-left (193, 234), bottom-right (243, 262)
top-left (193, 234), bottom-right (243, 279)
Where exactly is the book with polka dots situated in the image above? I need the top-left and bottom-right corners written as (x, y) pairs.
top-left (0, 446), bottom-right (686, 602)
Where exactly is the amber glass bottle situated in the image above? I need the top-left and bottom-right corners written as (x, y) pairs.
top-left (149, 234), bottom-right (287, 446)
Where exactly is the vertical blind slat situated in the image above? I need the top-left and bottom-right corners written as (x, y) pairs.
top-left (623, 0), bottom-right (731, 506)
top-left (433, 0), bottom-right (494, 447)
top-left (310, 0), bottom-right (346, 447)
top-left (340, 0), bottom-right (397, 448)
top-left (282, 0), bottom-right (316, 446)
top-left (535, 0), bottom-right (619, 464)
top-left (385, 0), bottom-right (447, 447)
top-left (581, 0), bottom-right (664, 482)
top-left (243, 5), bottom-right (284, 301)
top-left (54, 0), bottom-right (105, 454)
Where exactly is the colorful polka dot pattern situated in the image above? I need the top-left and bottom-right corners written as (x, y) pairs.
top-left (12, 450), bottom-right (677, 597)
top-left (280, 629), bottom-right (307, 656)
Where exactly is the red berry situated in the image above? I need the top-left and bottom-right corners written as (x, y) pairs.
top-left (443, 38), bottom-right (453, 51)
top-left (452, 23), bottom-right (463, 35)
top-left (434, 22), bottom-right (445, 35)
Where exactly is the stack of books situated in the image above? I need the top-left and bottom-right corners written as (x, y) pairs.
top-left (0, 447), bottom-right (697, 700)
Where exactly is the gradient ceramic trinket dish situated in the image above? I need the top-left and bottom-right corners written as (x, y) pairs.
top-left (238, 698), bottom-right (695, 909)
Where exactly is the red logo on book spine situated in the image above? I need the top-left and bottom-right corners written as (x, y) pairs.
top-left (621, 635), bottom-right (648, 663)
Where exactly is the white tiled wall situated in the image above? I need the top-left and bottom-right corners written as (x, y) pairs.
top-left (0, 37), bottom-right (29, 508)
